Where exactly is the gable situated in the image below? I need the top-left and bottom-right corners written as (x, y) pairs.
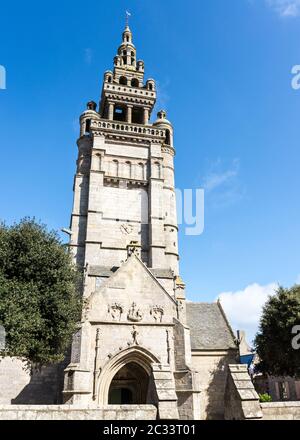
top-left (86, 254), bottom-right (177, 323)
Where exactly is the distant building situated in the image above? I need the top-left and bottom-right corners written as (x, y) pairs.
top-left (237, 330), bottom-right (254, 368)
top-left (237, 330), bottom-right (300, 402)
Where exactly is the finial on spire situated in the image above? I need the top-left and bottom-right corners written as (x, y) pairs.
top-left (125, 10), bottom-right (131, 28)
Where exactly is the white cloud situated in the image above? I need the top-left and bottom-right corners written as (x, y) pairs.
top-left (217, 282), bottom-right (278, 344)
top-left (266, 0), bottom-right (300, 17)
top-left (201, 158), bottom-right (244, 208)
top-left (202, 159), bottom-right (239, 193)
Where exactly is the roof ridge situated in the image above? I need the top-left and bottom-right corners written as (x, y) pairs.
top-left (186, 301), bottom-right (218, 305)
top-left (217, 300), bottom-right (238, 345)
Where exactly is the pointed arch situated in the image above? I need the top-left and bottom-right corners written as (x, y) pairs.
top-left (96, 346), bottom-right (159, 405)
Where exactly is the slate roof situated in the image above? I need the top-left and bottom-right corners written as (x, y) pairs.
top-left (89, 266), bottom-right (118, 277)
top-left (89, 265), bottom-right (174, 279)
top-left (186, 302), bottom-right (237, 350)
top-left (149, 269), bottom-right (174, 279)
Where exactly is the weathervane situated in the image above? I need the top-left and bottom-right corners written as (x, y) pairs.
top-left (125, 10), bottom-right (131, 27)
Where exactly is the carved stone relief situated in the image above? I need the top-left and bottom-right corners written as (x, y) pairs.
top-left (120, 223), bottom-right (133, 235)
top-left (127, 302), bottom-right (143, 322)
top-left (150, 305), bottom-right (164, 323)
top-left (108, 303), bottom-right (123, 321)
top-left (131, 325), bottom-right (139, 345)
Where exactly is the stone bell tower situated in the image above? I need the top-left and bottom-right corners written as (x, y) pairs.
top-left (64, 22), bottom-right (197, 420)
top-left (69, 23), bottom-right (181, 298)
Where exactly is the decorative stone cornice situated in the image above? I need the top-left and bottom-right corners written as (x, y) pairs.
top-left (91, 119), bottom-right (166, 140)
top-left (103, 82), bottom-right (156, 101)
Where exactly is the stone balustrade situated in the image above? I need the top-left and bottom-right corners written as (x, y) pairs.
top-left (91, 119), bottom-right (166, 140)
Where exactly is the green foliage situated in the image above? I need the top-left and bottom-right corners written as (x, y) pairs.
top-left (254, 285), bottom-right (300, 377)
top-left (259, 393), bottom-right (272, 403)
top-left (0, 218), bottom-right (82, 366)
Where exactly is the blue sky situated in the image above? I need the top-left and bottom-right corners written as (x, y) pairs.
top-left (1, 0), bottom-right (300, 340)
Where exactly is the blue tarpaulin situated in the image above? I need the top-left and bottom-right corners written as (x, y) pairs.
top-left (240, 354), bottom-right (254, 367)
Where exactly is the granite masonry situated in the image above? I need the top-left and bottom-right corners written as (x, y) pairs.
top-left (2, 23), bottom-right (297, 420)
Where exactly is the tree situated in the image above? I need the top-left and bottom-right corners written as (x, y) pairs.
top-left (254, 285), bottom-right (300, 377)
top-left (0, 218), bottom-right (82, 366)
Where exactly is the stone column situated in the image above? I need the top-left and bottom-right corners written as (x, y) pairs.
top-left (108, 102), bottom-right (114, 120)
top-left (93, 328), bottom-right (101, 400)
top-left (143, 108), bottom-right (149, 125)
top-left (127, 105), bottom-right (133, 124)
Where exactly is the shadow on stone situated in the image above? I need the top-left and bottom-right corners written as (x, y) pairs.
top-left (11, 357), bottom-right (69, 404)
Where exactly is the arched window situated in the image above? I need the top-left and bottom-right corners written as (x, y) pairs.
top-left (114, 105), bottom-right (126, 122)
top-left (131, 52), bottom-right (135, 66)
top-left (165, 129), bottom-right (171, 146)
top-left (148, 83), bottom-right (153, 91)
top-left (132, 107), bottom-right (143, 124)
top-left (153, 162), bottom-right (161, 179)
top-left (85, 119), bottom-right (91, 134)
top-left (122, 50), bottom-right (127, 65)
top-left (124, 161), bottom-right (132, 178)
top-left (111, 160), bottom-right (119, 176)
top-left (136, 162), bottom-right (144, 180)
top-left (96, 154), bottom-right (102, 171)
top-left (107, 75), bottom-right (112, 84)
top-left (131, 78), bottom-right (139, 88)
top-left (119, 76), bottom-right (127, 86)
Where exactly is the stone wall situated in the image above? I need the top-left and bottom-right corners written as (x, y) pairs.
top-left (0, 357), bottom-right (66, 404)
top-left (261, 402), bottom-right (300, 420)
top-left (224, 364), bottom-right (300, 420)
top-left (191, 350), bottom-right (237, 420)
top-left (0, 404), bottom-right (157, 420)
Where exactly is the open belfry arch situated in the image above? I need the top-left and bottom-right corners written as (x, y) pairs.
top-left (63, 21), bottom-right (238, 420)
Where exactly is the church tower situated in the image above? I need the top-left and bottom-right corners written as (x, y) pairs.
top-left (70, 23), bottom-right (180, 289)
top-left (63, 22), bottom-right (199, 420)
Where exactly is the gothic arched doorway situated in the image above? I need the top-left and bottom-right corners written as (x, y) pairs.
top-left (108, 362), bottom-right (149, 404)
